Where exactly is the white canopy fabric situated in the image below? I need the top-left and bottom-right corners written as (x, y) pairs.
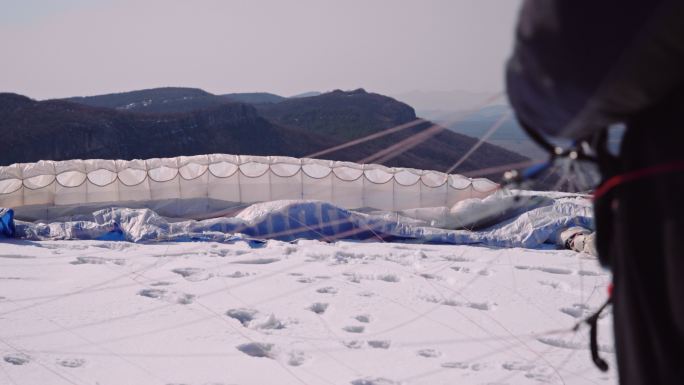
top-left (0, 154), bottom-right (499, 219)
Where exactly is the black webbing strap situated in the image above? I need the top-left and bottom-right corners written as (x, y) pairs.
top-left (586, 296), bottom-right (613, 372)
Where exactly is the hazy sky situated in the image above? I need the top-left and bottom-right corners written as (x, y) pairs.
top-left (0, 0), bottom-right (522, 100)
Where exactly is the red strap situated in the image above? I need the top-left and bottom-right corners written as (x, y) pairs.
top-left (593, 160), bottom-right (684, 201)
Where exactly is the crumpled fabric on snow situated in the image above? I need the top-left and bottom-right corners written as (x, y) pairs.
top-left (10, 194), bottom-right (594, 250)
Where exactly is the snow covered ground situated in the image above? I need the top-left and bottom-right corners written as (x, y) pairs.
top-left (0, 239), bottom-right (615, 385)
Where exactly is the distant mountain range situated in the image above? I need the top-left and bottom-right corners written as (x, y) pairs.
top-left (64, 88), bottom-right (288, 113)
top-left (391, 90), bottom-right (547, 159)
top-left (255, 89), bottom-right (416, 141)
top-left (1, 92), bottom-right (329, 163)
top-left (421, 105), bottom-right (549, 160)
top-left (393, 90), bottom-right (494, 113)
top-left (65, 88), bottom-right (322, 113)
top-left (0, 87), bottom-right (528, 180)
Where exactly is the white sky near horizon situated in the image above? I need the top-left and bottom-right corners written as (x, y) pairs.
top-left (0, 0), bottom-right (522, 100)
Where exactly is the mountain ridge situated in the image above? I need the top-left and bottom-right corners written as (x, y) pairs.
top-left (1, 88), bottom-right (528, 180)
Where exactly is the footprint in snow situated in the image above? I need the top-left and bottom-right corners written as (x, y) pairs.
top-left (0, 254), bottom-right (36, 259)
top-left (464, 301), bottom-right (495, 310)
top-left (138, 289), bottom-right (166, 299)
top-left (308, 302), bottom-right (329, 314)
top-left (342, 340), bottom-right (365, 349)
top-left (416, 348), bottom-right (441, 358)
top-left (376, 274), bottom-right (400, 283)
top-left (224, 271), bottom-right (251, 278)
top-left (502, 361), bottom-right (536, 371)
top-left (470, 362), bottom-right (491, 371)
top-left (441, 361), bottom-right (469, 369)
top-left (171, 267), bottom-right (213, 282)
top-left (210, 248), bottom-right (248, 257)
top-left (354, 314), bottom-right (371, 323)
top-left (427, 296), bottom-right (495, 311)
top-left (346, 273), bottom-right (374, 283)
top-left (91, 242), bottom-right (133, 251)
top-left (231, 258), bottom-right (280, 265)
top-left (64, 244), bottom-right (90, 251)
top-left (316, 286), bottom-right (338, 294)
top-left (367, 340), bottom-right (390, 349)
top-left (150, 281), bottom-right (173, 287)
top-left (176, 294), bottom-right (195, 305)
top-left (515, 265), bottom-right (572, 275)
top-left (524, 366), bottom-right (556, 382)
top-left (137, 289), bottom-right (195, 305)
top-left (538, 280), bottom-right (571, 291)
top-left (451, 266), bottom-right (471, 273)
top-left (287, 350), bottom-right (308, 366)
top-left (297, 277), bottom-right (316, 283)
top-left (332, 250), bottom-right (367, 263)
top-left (578, 270), bottom-right (602, 276)
top-left (57, 358), bottom-right (86, 368)
top-left (35, 243), bottom-right (62, 250)
top-left (343, 325), bottom-right (365, 333)
top-left (226, 308), bottom-right (258, 326)
top-left (251, 314), bottom-right (286, 330)
top-left (351, 377), bottom-right (399, 385)
top-left (3, 353), bottom-right (30, 365)
top-left (539, 267), bottom-right (573, 275)
top-left (419, 273), bottom-right (442, 280)
top-left (71, 256), bottom-right (125, 266)
top-left (226, 309), bottom-right (286, 329)
top-left (236, 342), bottom-right (275, 358)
